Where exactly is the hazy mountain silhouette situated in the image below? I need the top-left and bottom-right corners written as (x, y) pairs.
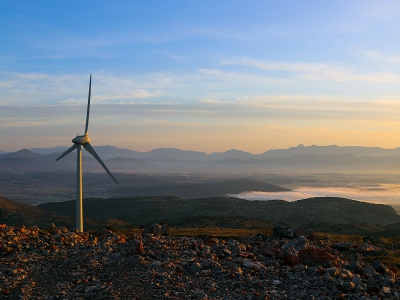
top-left (261, 144), bottom-right (400, 158)
top-left (0, 149), bottom-right (154, 172)
top-left (1, 144), bottom-right (400, 172)
top-left (27, 144), bottom-right (400, 161)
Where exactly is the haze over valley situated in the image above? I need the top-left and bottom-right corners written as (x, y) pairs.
top-left (2, 144), bottom-right (400, 214)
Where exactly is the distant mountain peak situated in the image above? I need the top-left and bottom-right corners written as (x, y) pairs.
top-left (0, 149), bottom-right (43, 159)
top-left (297, 144), bottom-right (305, 148)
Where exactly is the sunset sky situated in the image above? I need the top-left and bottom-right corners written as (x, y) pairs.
top-left (2, 1), bottom-right (400, 153)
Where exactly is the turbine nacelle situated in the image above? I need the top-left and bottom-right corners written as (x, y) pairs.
top-left (72, 134), bottom-right (91, 145)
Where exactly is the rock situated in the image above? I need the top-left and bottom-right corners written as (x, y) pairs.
top-left (160, 223), bottom-right (171, 236)
top-left (342, 281), bottom-right (356, 291)
top-left (136, 241), bottom-right (144, 254)
top-left (325, 267), bottom-right (340, 277)
top-left (232, 243), bottom-right (246, 254)
top-left (340, 268), bottom-right (353, 279)
top-left (362, 236), bottom-right (383, 244)
top-left (0, 223), bottom-right (399, 299)
top-left (223, 248), bottom-right (232, 256)
top-left (143, 223), bottom-right (171, 236)
top-left (143, 223), bottom-right (162, 236)
top-left (283, 252), bottom-right (299, 267)
top-left (190, 262), bottom-right (202, 273)
top-left (273, 227), bottom-right (296, 239)
top-left (242, 259), bottom-right (262, 271)
top-left (345, 252), bottom-right (363, 273)
top-left (324, 273), bottom-right (331, 281)
top-left (332, 242), bottom-right (353, 250)
top-left (298, 246), bottom-right (340, 268)
top-left (281, 236), bottom-right (309, 252)
top-left (371, 260), bottom-right (388, 274)
top-left (352, 274), bottom-right (362, 286)
top-left (366, 278), bottom-right (377, 287)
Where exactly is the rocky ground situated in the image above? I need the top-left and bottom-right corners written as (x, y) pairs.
top-left (0, 224), bottom-right (399, 300)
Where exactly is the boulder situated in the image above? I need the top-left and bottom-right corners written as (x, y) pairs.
top-left (371, 259), bottom-right (388, 274)
top-left (281, 236), bottom-right (309, 252)
top-left (160, 223), bottom-right (171, 236)
top-left (363, 236), bottom-right (383, 244)
top-left (143, 223), bottom-right (171, 236)
top-left (345, 252), bottom-right (363, 273)
top-left (273, 227), bottom-right (296, 238)
top-left (298, 246), bottom-right (340, 268)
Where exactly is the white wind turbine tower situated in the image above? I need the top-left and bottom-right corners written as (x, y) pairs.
top-left (56, 75), bottom-right (119, 232)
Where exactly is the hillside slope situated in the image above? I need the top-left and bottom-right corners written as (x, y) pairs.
top-left (38, 196), bottom-right (400, 229)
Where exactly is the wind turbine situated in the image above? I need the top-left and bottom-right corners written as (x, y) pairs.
top-left (56, 75), bottom-right (119, 232)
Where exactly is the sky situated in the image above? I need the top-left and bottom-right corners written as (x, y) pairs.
top-left (2, 0), bottom-right (400, 153)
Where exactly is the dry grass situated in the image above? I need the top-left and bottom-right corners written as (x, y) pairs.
top-left (363, 255), bottom-right (400, 268)
top-left (169, 227), bottom-right (272, 237)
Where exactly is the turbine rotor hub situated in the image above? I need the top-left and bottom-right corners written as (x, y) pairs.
top-left (72, 135), bottom-right (90, 145)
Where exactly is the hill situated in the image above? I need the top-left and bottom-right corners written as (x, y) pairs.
top-left (0, 196), bottom-right (57, 226)
top-left (38, 196), bottom-right (400, 235)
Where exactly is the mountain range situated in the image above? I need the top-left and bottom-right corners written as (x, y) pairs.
top-left (28, 144), bottom-right (400, 160)
top-left (1, 144), bottom-right (400, 172)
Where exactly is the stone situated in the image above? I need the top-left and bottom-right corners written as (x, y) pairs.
top-left (298, 246), bottom-right (340, 268)
top-left (366, 278), bottom-right (377, 287)
top-left (281, 235), bottom-right (309, 252)
top-left (143, 223), bottom-right (162, 236)
top-left (342, 281), bottom-right (355, 291)
top-left (371, 260), bottom-right (388, 274)
top-left (324, 273), bottom-right (331, 281)
top-left (190, 262), bottom-right (202, 273)
top-left (352, 274), bottom-right (362, 286)
top-left (160, 223), bottom-right (171, 236)
top-left (325, 267), bottom-right (340, 277)
top-left (362, 236), bottom-right (383, 244)
top-left (345, 252), bottom-right (363, 273)
top-left (283, 253), bottom-right (299, 267)
top-left (136, 241), bottom-right (144, 253)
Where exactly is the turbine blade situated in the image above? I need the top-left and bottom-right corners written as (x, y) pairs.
top-left (83, 142), bottom-right (120, 186)
top-left (56, 144), bottom-right (77, 161)
top-left (84, 74), bottom-right (92, 135)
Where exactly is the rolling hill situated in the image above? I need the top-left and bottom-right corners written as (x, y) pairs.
top-left (37, 196), bottom-right (400, 235)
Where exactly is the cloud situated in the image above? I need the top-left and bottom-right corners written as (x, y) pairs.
top-left (3, 95), bottom-right (400, 134)
top-left (158, 51), bottom-right (187, 61)
top-left (366, 51), bottom-right (400, 65)
top-left (0, 72), bottom-right (168, 105)
top-left (221, 58), bottom-right (400, 83)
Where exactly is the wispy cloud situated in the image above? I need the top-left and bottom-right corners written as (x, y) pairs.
top-left (366, 51), bottom-right (400, 65)
top-left (221, 58), bottom-right (400, 83)
top-left (158, 51), bottom-right (187, 61)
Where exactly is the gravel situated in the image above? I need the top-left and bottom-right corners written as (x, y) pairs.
top-left (0, 224), bottom-right (399, 299)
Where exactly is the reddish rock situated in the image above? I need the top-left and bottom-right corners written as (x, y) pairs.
top-left (136, 241), bottom-right (144, 253)
top-left (283, 253), bottom-right (299, 267)
top-left (298, 246), bottom-right (340, 268)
